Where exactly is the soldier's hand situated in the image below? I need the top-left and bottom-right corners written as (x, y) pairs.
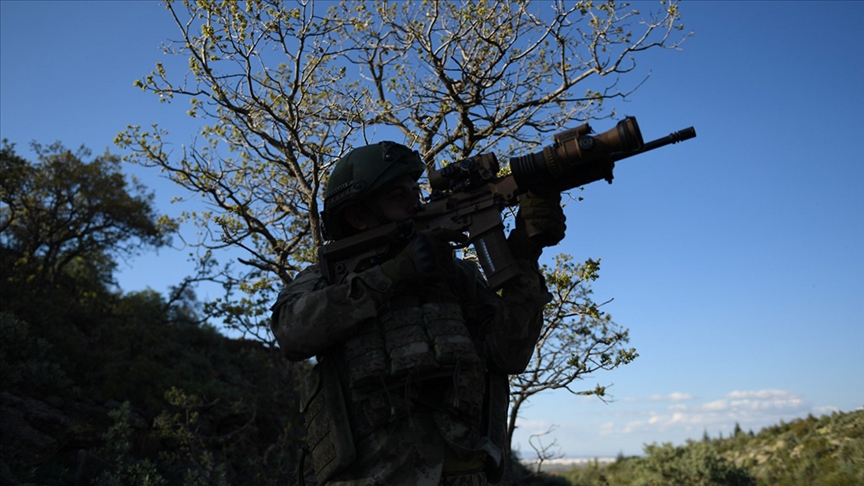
top-left (507, 190), bottom-right (567, 260)
top-left (381, 227), bottom-right (467, 283)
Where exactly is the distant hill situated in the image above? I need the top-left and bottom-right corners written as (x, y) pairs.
top-left (550, 409), bottom-right (863, 486)
top-left (717, 408), bottom-right (863, 485)
top-left (521, 456), bottom-right (617, 474)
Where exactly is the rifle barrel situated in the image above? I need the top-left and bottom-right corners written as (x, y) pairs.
top-left (642, 126), bottom-right (697, 152)
top-left (611, 126), bottom-right (696, 162)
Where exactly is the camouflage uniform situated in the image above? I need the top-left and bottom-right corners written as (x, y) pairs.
top-left (271, 254), bottom-right (550, 485)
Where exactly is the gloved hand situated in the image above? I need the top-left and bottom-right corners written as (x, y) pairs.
top-left (380, 227), bottom-right (468, 284)
top-left (507, 190), bottom-right (567, 260)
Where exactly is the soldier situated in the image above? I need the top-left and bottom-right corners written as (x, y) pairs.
top-left (270, 141), bottom-right (565, 485)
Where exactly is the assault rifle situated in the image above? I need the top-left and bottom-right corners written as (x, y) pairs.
top-left (318, 116), bottom-right (696, 290)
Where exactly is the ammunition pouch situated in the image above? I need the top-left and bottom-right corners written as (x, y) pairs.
top-left (342, 301), bottom-right (481, 393)
top-left (483, 372), bottom-right (509, 483)
top-left (300, 357), bottom-right (356, 484)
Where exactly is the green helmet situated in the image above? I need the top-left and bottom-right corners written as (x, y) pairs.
top-left (322, 141), bottom-right (425, 240)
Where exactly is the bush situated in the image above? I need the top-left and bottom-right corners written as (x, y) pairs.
top-left (0, 312), bottom-right (71, 393)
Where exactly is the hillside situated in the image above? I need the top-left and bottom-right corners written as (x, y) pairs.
top-left (718, 409), bottom-right (864, 485)
top-left (553, 409), bottom-right (864, 486)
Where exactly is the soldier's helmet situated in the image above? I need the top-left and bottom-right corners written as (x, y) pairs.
top-left (322, 141), bottom-right (425, 240)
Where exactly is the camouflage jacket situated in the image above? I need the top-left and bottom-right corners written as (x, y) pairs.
top-left (271, 258), bottom-right (550, 484)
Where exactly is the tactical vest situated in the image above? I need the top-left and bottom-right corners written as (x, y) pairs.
top-left (301, 282), bottom-right (499, 483)
top-left (343, 287), bottom-right (485, 425)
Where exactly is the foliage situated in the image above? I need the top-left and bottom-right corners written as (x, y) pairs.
top-left (116, 0), bottom-right (690, 343)
top-left (555, 444), bottom-right (754, 486)
top-left (0, 140), bottom-right (177, 402)
top-left (1, 260), bottom-right (306, 484)
top-left (716, 410), bottom-right (864, 486)
top-left (556, 410), bottom-right (864, 486)
top-left (0, 139), bottom-right (173, 286)
top-left (94, 403), bottom-right (168, 486)
top-left (630, 442), bottom-right (754, 486)
top-left (0, 143), bottom-right (305, 485)
top-left (0, 312), bottom-right (71, 393)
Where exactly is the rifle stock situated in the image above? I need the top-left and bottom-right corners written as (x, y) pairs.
top-left (318, 117), bottom-right (696, 290)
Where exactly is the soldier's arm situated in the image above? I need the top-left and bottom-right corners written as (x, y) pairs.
top-left (487, 259), bottom-right (550, 374)
top-left (456, 258), bottom-right (550, 375)
top-left (270, 265), bottom-right (393, 361)
top-left (478, 189), bottom-right (562, 373)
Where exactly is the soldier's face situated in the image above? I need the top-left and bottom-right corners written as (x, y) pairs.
top-left (369, 175), bottom-right (422, 223)
top-left (344, 175), bottom-right (421, 231)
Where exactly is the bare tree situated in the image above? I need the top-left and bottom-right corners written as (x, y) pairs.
top-left (528, 425), bottom-right (564, 476)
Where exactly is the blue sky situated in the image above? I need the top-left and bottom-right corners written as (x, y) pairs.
top-left (2, 1), bottom-right (862, 458)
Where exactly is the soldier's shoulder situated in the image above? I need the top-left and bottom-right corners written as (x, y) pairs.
top-left (274, 264), bottom-right (325, 304)
top-left (294, 264), bottom-right (323, 281)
